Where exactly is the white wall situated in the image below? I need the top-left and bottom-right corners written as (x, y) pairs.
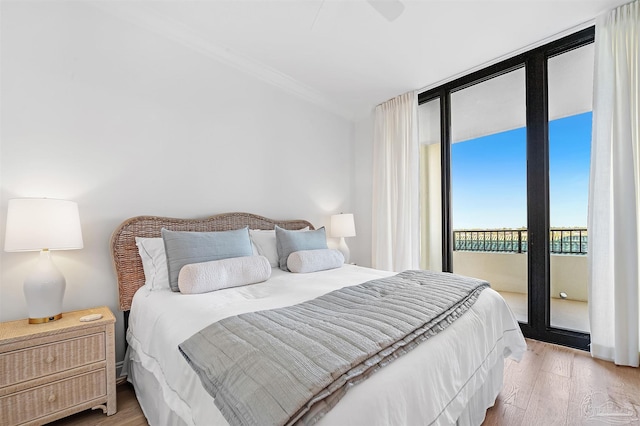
top-left (453, 251), bottom-right (588, 301)
top-left (0, 2), bottom-right (355, 363)
top-left (351, 112), bottom-right (375, 268)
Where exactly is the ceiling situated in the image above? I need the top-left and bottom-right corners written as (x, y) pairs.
top-left (420, 42), bottom-right (596, 145)
top-left (97, 0), bottom-right (629, 121)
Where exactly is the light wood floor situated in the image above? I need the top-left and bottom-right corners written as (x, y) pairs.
top-left (483, 339), bottom-right (640, 425)
top-left (49, 382), bottom-right (147, 426)
top-left (51, 339), bottom-right (640, 426)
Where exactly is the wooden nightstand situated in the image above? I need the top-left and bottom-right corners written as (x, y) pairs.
top-left (0, 306), bottom-right (116, 425)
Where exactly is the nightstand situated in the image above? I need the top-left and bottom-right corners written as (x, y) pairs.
top-left (0, 306), bottom-right (116, 425)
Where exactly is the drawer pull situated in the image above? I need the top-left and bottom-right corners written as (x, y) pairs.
top-left (45, 355), bottom-right (56, 364)
top-left (48, 393), bottom-right (57, 403)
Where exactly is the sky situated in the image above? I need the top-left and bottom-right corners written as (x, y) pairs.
top-left (451, 112), bottom-right (592, 230)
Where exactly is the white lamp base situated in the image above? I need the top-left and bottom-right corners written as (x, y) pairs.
top-left (24, 250), bottom-right (66, 324)
top-left (337, 237), bottom-right (351, 264)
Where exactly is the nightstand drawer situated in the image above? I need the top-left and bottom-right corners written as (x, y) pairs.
top-left (0, 369), bottom-right (106, 425)
top-left (0, 333), bottom-right (105, 388)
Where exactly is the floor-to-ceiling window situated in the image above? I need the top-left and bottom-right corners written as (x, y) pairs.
top-left (418, 28), bottom-right (594, 350)
top-left (418, 98), bottom-right (442, 272)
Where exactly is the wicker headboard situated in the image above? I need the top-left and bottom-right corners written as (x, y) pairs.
top-left (110, 212), bottom-right (314, 311)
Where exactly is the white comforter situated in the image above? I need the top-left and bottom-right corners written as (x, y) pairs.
top-left (126, 265), bottom-right (526, 426)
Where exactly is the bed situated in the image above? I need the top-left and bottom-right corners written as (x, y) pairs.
top-left (111, 212), bottom-right (526, 426)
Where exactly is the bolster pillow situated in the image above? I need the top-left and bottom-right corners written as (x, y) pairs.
top-left (178, 255), bottom-right (271, 294)
top-left (287, 249), bottom-right (345, 273)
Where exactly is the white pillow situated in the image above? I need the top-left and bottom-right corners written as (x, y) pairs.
top-left (135, 237), bottom-right (170, 290)
top-left (178, 256), bottom-right (271, 294)
top-left (287, 249), bottom-right (344, 273)
top-left (249, 227), bottom-right (308, 267)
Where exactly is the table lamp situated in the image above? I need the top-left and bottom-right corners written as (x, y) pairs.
top-left (331, 213), bottom-right (356, 264)
top-left (4, 198), bottom-right (83, 324)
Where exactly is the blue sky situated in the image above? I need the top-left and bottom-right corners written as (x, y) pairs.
top-left (451, 112), bottom-right (592, 230)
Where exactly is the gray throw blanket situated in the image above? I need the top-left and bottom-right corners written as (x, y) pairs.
top-left (179, 270), bottom-right (489, 426)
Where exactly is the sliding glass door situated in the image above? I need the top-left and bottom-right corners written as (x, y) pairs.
top-left (418, 28), bottom-right (594, 350)
top-left (547, 43), bottom-right (594, 333)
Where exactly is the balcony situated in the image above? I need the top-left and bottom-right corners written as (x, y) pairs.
top-left (452, 228), bottom-right (589, 333)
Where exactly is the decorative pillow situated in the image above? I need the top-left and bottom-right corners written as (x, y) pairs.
top-left (178, 256), bottom-right (271, 294)
top-left (249, 227), bottom-right (309, 267)
top-left (287, 249), bottom-right (344, 273)
top-left (162, 227), bottom-right (253, 292)
top-left (135, 237), bottom-right (170, 290)
top-left (275, 225), bottom-right (327, 271)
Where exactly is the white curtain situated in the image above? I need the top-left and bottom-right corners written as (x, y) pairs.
top-left (589, 0), bottom-right (640, 367)
top-left (372, 91), bottom-right (420, 271)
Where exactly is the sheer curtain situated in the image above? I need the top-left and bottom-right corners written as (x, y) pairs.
top-left (589, 0), bottom-right (639, 367)
top-left (372, 92), bottom-right (420, 271)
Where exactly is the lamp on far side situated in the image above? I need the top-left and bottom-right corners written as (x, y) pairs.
top-left (331, 213), bottom-right (356, 264)
top-left (4, 198), bottom-right (83, 324)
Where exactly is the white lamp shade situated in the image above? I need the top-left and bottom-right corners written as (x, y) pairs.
top-left (4, 198), bottom-right (83, 252)
top-left (331, 213), bottom-right (356, 238)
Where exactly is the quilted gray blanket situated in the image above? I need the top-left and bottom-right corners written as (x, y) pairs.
top-left (178, 270), bottom-right (489, 426)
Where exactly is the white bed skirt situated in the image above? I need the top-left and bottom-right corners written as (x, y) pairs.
top-left (124, 342), bottom-right (505, 426)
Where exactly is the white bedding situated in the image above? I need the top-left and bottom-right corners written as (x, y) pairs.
top-left (125, 264), bottom-right (526, 426)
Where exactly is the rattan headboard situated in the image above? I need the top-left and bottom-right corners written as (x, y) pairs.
top-left (110, 212), bottom-right (314, 311)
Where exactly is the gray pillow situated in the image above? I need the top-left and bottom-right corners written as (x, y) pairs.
top-left (162, 227), bottom-right (253, 292)
top-left (287, 249), bottom-right (344, 273)
top-left (275, 225), bottom-right (327, 271)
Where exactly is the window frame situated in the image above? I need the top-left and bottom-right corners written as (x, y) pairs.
top-left (418, 27), bottom-right (594, 350)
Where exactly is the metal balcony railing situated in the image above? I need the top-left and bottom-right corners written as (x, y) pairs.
top-left (453, 228), bottom-right (587, 255)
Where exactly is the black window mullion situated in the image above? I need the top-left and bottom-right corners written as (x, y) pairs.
top-left (525, 52), bottom-right (550, 335)
top-left (440, 89), bottom-right (453, 272)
